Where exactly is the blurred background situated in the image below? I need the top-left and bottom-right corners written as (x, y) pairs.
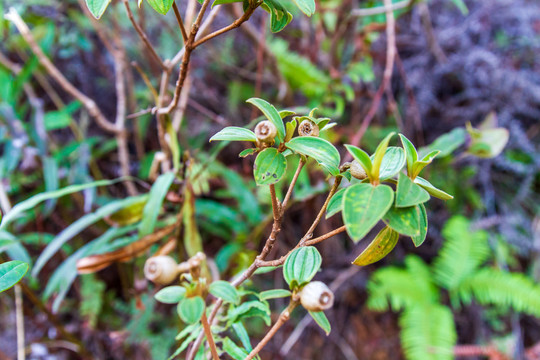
top-left (0, 0), bottom-right (539, 359)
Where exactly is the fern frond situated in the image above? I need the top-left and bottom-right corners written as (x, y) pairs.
top-left (400, 305), bottom-right (457, 360)
top-left (458, 268), bottom-right (540, 317)
top-left (367, 256), bottom-right (439, 311)
top-left (433, 216), bottom-right (490, 292)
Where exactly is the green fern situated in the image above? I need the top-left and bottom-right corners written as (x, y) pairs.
top-left (458, 268), bottom-right (540, 317)
top-left (400, 305), bottom-right (456, 360)
top-left (367, 256), bottom-right (439, 312)
top-left (433, 216), bottom-right (490, 294)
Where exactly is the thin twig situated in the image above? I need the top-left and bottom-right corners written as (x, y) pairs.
top-left (246, 301), bottom-right (298, 360)
top-left (269, 184), bottom-right (280, 220)
top-left (281, 159), bottom-right (305, 212)
top-left (192, 3), bottom-right (258, 48)
top-left (122, 0), bottom-right (166, 70)
top-left (200, 313), bottom-right (219, 360)
top-left (172, 2), bottom-right (189, 42)
top-left (5, 8), bottom-right (118, 133)
top-left (304, 226), bottom-right (347, 246)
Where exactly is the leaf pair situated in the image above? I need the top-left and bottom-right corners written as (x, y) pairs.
top-left (345, 132), bottom-right (396, 184)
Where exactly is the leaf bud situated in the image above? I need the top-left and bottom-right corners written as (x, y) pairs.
top-left (144, 256), bottom-right (179, 285)
top-left (299, 281), bottom-right (334, 311)
top-left (298, 119), bottom-right (319, 137)
top-left (350, 160), bottom-right (367, 180)
top-left (255, 121), bottom-right (277, 143)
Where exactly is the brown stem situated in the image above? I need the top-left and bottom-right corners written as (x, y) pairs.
top-left (173, 2), bottom-right (189, 42)
top-left (281, 159), bottom-right (305, 213)
top-left (269, 184), bottom-right (280, 220)
top-left (122, 0), bottom-right (166, 70)
top-left (304, 226), bottom-right (347, 246)
top-left (246, 301), bottom-right (298, 360)
top-left (200, 312), bottom-right (219, 360)
top-left (192, 3), bottom-right (258, 48)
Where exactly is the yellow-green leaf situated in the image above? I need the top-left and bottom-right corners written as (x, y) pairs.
top-left (352, 226), bottom-right (399, 266)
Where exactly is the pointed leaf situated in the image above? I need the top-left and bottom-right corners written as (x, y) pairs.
top-left (139, 172), bottom-right (175, 237)
top-left (372, 132), bottom-right (395, 181)
top-left (309, 311), bottom-right (331, 335)
top-left (239, 148), bottom-right (257, 158)
top-left (396, 173), bottom-right (430, 208)
top-left (411, 204), bottom-right (428, 247)
top-left (342, 183), bottom-right (394, 242)
top-left (261, 0), bottom-right (293, 32)
top-left (352, 226), bottom-right (399, 266)
top-left (155, 286), bottom-right (186, 304)
top-left (0, 261), bottom-right (28, 293)
top-left (253, 148), bottom-right (287, 186)
top-left (383, 205), bottom-right (421, 237)
top-left (210, 127), bottom-right (257, 142)
top-left (259, 289), bottom-right (292, 300)
top-left (283, 246), bottom-right (321, 289)
top-left (85, 0), bottom-right (111, 19)
top-left (399, 134), bottom-right (418, 176)
top-left (345, 145), bottom-right (372, 177)
top-left (414, 177), bottom-right (453, 201)
top-left (146, 0), bottom-right (174, 14)
top-left (411, 150), bottom-right (440, 179)
top-left (222, 337), bottom-right (249, 360)
top-left (326, 187), bottom-right (346, 219)
top-left (291, 0), bottom-right (315, 16)
top-left (177, 296), bottom-right (205, 324)
top-left (286, 137), bottom-right (340, 175)
top-left (246, 98), bottom-right (285, 141)
top-left (376, 147), bottom-right (406, 180)
top-left (209, 280), bottom-right (240, 304)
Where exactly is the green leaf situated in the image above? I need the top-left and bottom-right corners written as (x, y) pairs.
top-left (33, 194), bottom-right (148, 276)
top-left (253, 148), bottom-right (287, 186)
top-left (0, 178), bottom-right (126, 230)
top-left (371, 132), bottom-right (395, 181)
top-left (239, 148), bottom-right (257, 158)
top-left (209, 280), bottom-right (240, 304)
top-left (146, 0), bottom-right (174, 14)
top-left (85, 0), bottom-right (111, 19)
top-left (261, 0), bottom-right (293, 33)
top-left (383, 205), bottom-right (421, 237)
top-left (376, 147), bottom-right (405, 180)
top-left (342, 183), bottom-right (394, 242)
top-left (228, 300), bottom-right (271, 326)
top-left (283, 246), bottom-right (321, 289)
top-left (309, 311), bottom-right (331, 335)
top-left (177, 296), bottom-right (205, 324)
top-left (286, 137), bottom-right (340, 175)
top-left (291, 0), bottom-right (315, 16)
top-left (285, 118), bottom-right (297, 142)
top-left (254, 265), bottom-right (281, 275)
top-left (396, 173), bottom-right (430, 208)
top-left (139, 172), bottom-right (175, 237)
top-left (246, 98), bottom-right (285, 141)
top-left (325, 187), bottom-right (346, 219)
top-left (155, 286), bottom-right (186, 304)
top-left (210, 126), bottom-right (257, 142)
top-left (0, 261), bottom-right (28, 293)
top-left (411, 204), bottom-right (428, 247)
top-left (259, 289), bottom-right (292, 300)
top-left (411, 150), bottom-right (440, 179)
top-left (399, 134), bottom-right (418, 176)
top-left (345, 145), bottom-right (372, 177)
top-left (352, 226), bottom-right (399, 266)
top-left (232, 322), bottom-right (252, 352)
top-left (418, 127), bottom-right (466, 158)
top-left (414, 177), bottom-right (453, 201)
top-left (222, 337), bottom-right (249, 360)
top-left (212, 0), bottom-right (243, 7)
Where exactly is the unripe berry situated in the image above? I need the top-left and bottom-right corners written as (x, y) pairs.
top-left (350, 161), bottom-right (367, 180)
top-left (299, 281), bottom-right (334, 311)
